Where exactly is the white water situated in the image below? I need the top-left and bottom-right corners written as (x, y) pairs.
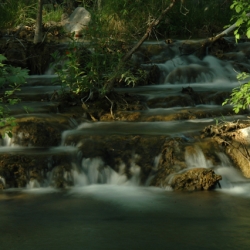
top-left (184, 146), bottom-right (250, 197)
top-left (13, 142), bottom-right (248, 201)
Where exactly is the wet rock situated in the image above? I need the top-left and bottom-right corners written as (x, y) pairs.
top-left (147, 65), bottom-right (162, 83)
top-left (201, 121), bottom-right (250, 178)
top-left (170, 168), bottom-right (222, 191)
top-left (223, 126), bottom-right (250, 178)
top-left (0, 154), bottom-right (44, 188)
top-left (152, 137), bottom-right (224, 189)
top-left (3, 116), bottom-right (72, 147)
top-left (0, 151), bottom-right (74, 188)
top-left (152, 138), bottom-right (187, 187)
top-left (12, 121), bottom-right (62, 147)
top-left (147, 95), bottom-right (195, 108)
top-left (50, 164), bottom-right (73, 188)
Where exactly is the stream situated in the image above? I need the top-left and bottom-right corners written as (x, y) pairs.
top-left (1, 38), bottom-right (250, 249)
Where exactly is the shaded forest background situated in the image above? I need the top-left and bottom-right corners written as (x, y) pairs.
top-left (0, 0), bottom-right (233, 40)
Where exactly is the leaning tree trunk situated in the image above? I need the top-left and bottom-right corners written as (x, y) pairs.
top-left (209, 13), bottom-right (250, 42)
top-left (197, 13), bottom-right (250, 56)
top-left (34, 0), bottom-right (43, 44)
top-left (105, 0), bottom-right (178, 92)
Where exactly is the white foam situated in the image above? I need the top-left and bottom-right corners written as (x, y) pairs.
top-left (69, 184), bottom-right (166, 211)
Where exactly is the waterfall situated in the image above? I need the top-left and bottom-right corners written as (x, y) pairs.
top-left (184, 145), bottom-right (250, 195)
top-left (1, 39), bottom-right (250, 194)
top-left (185, 145), bottom-right (213, 169)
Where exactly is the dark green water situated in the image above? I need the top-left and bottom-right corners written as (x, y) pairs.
top-left (1, 186), bottom-right (250, 250)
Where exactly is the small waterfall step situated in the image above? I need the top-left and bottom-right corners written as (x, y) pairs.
top-left (0, 146), bottom-right (77, 155)
top-left (62, 118), bottom-right (243, 143)
top-left (26, 75), bottom-right (59, 86)
top-left (6, 101), bottom-right (60, 115)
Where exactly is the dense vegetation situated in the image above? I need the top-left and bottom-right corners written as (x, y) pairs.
top-left (0, 0), bottom-right (232, 38)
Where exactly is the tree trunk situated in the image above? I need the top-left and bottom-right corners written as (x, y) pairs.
top-left (34, 0), bottom-right (43, 44)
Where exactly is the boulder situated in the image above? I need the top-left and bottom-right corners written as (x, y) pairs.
top-left (202, 122), bottom-right (250, 178)
top-left (62, 7), bottom-right (91, 37)
top-left (170, 168), bottom-right (222, 191)
top-left (224, 126), bottom-right (250, 178)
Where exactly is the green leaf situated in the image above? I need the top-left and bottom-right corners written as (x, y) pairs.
top-left (235, 5), bottom-right (242, 13)
top-left (236, 18), bottom-right (244, 26)
top-left (247, 29), bottom-right (250, 38)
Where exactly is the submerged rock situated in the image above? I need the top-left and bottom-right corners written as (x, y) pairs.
top-left (170, 168), bottom-right (222, 191)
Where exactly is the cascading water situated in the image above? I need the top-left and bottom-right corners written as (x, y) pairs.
top-left (1, 38), bottom-right (250, 192)
top-left (1, 38), bottom-right (250, 250)
top-left (184, 145), bottom-right (250, 195)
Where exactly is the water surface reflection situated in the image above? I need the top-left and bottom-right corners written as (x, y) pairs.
top-left (1, 187), bottom-right (250, 250)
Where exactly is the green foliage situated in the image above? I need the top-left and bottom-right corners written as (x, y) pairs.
top-left (0, 54), bottom-right (29, 137)
top-left (222, 0), bottom-right (250, 114)
top-left (0, 0), bottom-right (233, 39)
top-left (166, 0), bottom-right (232, 38)
top-left (51, 44), bottom-right (87, 95)
top-left (85, 0), bottom-right (169, 42)
top-left (214, 115), bottom-right (226, 126)
top-left (86, 0), bottom-right (232, 40)
top-left (0, 0), bottom-right (64, 29)
top-left (0, 0), bottom-right (37, 28)
top-left (230, 0), bottom-right (250, 41)
top-left (51, 38), bottom-right (120, 96)
top-left (222, 73), bottom-right (250, 114)
top-left (43, 4), bottom-right (64, 23)
top-left (51, 35), bottom-right (149, 97)
top-left (120, 69), bottom-right (148, 87)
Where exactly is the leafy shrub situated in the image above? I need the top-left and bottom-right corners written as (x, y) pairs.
top-left (0, 54), bottom-right (29, 137)
top-left (222, 0), bottom-right (250, 114)
top-left (223, 73), bottom-right (250, 113)
top-left (230, 0), bottom-right (250, 41)
top-left (0, 0), bottom-right (37, 28)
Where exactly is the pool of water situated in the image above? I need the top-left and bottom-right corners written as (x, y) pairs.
top-left (1, 185), bottom-right (250, 250)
